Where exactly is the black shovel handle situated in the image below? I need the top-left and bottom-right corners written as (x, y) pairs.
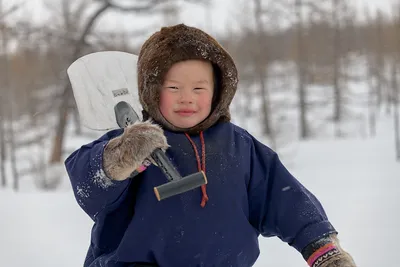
top-left (150, 148), bottom-right (182, 182)
top-left (154, 171), bottom-right (207, 201)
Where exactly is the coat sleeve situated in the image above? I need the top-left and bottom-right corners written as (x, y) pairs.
top-left (65, 129), bottom-right (133, 220)
top-left (246, 132), bottom-right (337, 253)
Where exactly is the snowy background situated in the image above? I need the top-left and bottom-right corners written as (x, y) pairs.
top-left (1, 0), bottom-right (399, 266)
top-left (1, 114), bottom-right (399, 267)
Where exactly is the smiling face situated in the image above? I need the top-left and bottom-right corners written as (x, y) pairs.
top-left (159, 59), bottom-right (214, 129)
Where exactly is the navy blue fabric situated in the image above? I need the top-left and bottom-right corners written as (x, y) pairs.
top-left (65, 122), bottom-right (336, 267)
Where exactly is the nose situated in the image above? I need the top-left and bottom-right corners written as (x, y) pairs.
top-left (179, 89), bottom-right (193, 104)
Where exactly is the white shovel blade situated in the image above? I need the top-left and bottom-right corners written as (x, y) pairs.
top-left (67, 51), bottom-right (142, 131)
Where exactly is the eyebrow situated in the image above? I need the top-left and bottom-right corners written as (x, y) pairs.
top-left (195, 80), bottom-right (209, 84)
top-left (164, 79), bottom-right (181, 84)
top-left (164, 79), bottom-right (210, 85)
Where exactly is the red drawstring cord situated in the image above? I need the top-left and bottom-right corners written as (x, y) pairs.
top-left (184, 132), bottom-right (209, 207)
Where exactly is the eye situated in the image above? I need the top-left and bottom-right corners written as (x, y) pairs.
top-left (167, 86), bottom-right (179, 90)
top-left (194, 87), bottom-right (205, 90)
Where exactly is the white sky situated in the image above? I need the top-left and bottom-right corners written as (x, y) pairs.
top-left (1, 0), bottom-right (398, 42)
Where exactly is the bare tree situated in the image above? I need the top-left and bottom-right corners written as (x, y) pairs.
top-left (329, 0), bottom-right (356, 137)
top-left (0, 20), bottom-right (5, 188)
top-left (0, 0), bottom-right (24, 190)
top-left (49, 0), bottom-right (156, 165)
top-left (49, 0), bottom-right (210, 167)
top-left (295, 0), bottom-right (310, 139)
top-left (46, 1), bottom-right (106, 182)
top-left (331, 0), bottom-right (341, 124)
top-left (367, 10), bottom-right (386, 112)
top-left (376, 11), bottom-right (386, 113)
top-left (393, 2), bottom-right (400, 161)
top-left (364, 9), bottom-right (389, 137)
top-left (391, 61), bottom-right (400, 161)
top-left (253, 0), bottom-right (273, 139)
top-left (2, 33), bottom-right (20, 191)
top-left (0, 97), bottom-right (4, 188)
top-left (45, 0), bottom-right (93, 136)
top-left (223, 1), bottom-right (256, 129)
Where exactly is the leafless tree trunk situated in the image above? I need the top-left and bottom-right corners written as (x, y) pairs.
top-left (392, 61), bottom-right (400, 161)
top-left (295, 0), bottom-right (309, 139)
top-left (0, 100), bottom-right (5, 187)
top-left (49, 1), bottom-right (113, 164)
top-left (253, 0), bottom-right (273, 142)
top-left (2, 34), bottom-right (19, 192)
top-left (393, 3), bottom-right (400, 161)
top-left (0, 0), bottom-right (22, 190)
top-left (367, 71), bottom-right (377, 137)
top-left (331, 0), bottom-right (355, 137)
top-left (332, 0), bottom-right (341, 130)
top-left (362, 7), bottom-right (378, 137)
top-left (0, 18), bottom-right (5, 187)
top-left (9, 115), bottom-right (18, 191)
top-left (71, 100), bottom-right (82, 135)
top-left (375, 11), bottom-right (385, 113)
top-left (366, 10), bottom-right (386, 115)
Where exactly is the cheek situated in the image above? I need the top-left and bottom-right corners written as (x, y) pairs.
top-left (198, 93), bottom-right (213, 110)
top-left (159, 91), bottom-right (174, 115)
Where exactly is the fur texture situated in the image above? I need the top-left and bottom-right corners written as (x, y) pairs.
top-left (316, 235), bottom-right (357, 267)
top-left (102, 120), bottom-right (169, 181)
top-left (137, 23), bottom-right (238, 134)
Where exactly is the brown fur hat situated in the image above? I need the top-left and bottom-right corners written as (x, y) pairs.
top-left (137, 23), bottom-right (238, 134)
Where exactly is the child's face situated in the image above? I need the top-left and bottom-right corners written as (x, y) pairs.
top-left (160, 60), bottom-right (214, 129)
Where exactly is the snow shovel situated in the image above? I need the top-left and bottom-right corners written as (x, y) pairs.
top-left (66, 51), bottom-right (207, 201)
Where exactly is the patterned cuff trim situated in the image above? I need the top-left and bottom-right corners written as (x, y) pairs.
top-left (307, 243), bottom-right (341, 267)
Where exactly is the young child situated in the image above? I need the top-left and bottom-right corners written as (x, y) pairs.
top-left (65, 24), bottom-right (357, 267)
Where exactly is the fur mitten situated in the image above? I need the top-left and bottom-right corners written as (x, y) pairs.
top-left (103, 120), bottom-right (169, 180)
top-left (303, 234), bottom-right (357, 267)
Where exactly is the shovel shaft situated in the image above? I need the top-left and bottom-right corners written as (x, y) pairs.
top-left (150, 148), bottom-right (181, 182)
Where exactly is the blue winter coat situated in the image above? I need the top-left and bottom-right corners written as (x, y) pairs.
top-left (65, 122), bottom-right (336, 267)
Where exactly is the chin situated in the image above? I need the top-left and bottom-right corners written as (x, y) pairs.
top-left (175, 122), bottom-right (198, 129)
top-left (173, 119), bottom-right (200, 129)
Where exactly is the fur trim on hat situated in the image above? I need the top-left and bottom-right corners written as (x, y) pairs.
top-left (137, 23), bottom-right (238, 134)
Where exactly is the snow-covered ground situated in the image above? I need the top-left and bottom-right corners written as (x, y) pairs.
top-left (1, 114), bottom-right (398, 267)
top-left (254, 116), bottom-right (400, 267)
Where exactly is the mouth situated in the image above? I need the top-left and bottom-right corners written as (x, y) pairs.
top-left (175, 110), bottom-right (196, 116)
